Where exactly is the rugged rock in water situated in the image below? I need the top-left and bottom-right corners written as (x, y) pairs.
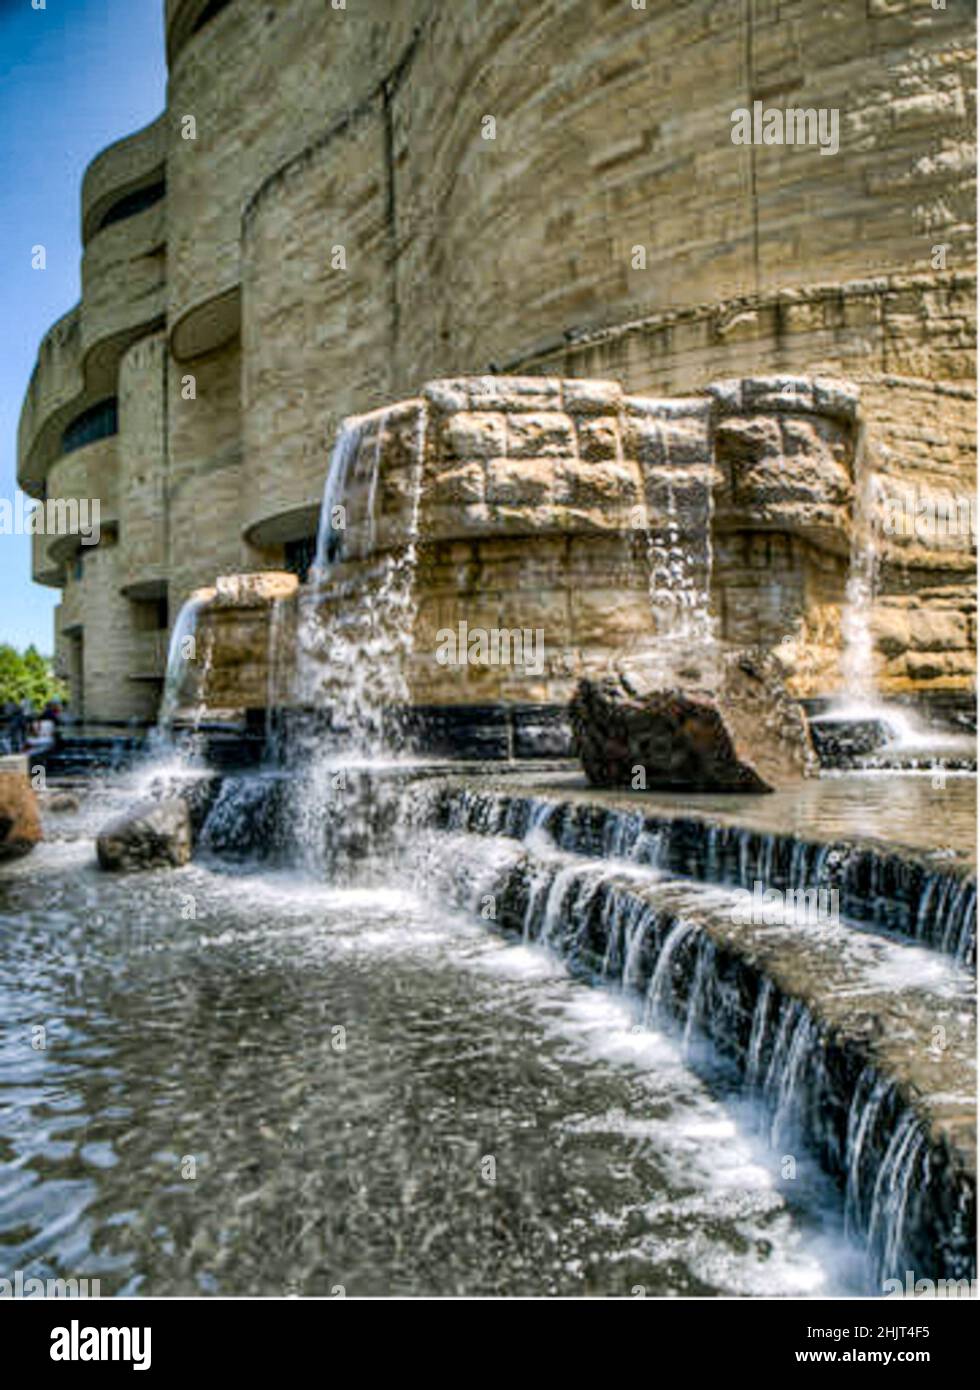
top-left (0, 756), bottom-right (43, 860)
top-left (807, 717), bottom-right (891, 770)
top-left (45, 791), bottom-right (81, 813)
top-left (97, 798), bottom-right (192, 871)
top-left (145, 772), bottom-right (222, 841)
top-left (570, 647), bottom-right (816, 793)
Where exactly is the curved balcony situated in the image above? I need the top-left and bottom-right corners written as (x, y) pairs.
top-left (58, 573), bottom-right (86, 635)
top-left (165, 0), bottom-right (234, 69)
top-left (45, 438), bottom-right (119, 566)
top-left (17, 307), bottom-right (84, 499)
top-left (19, 117), bottom-right (166, 501)
top-left (81, 114), bottom-right (167, 246)
top-left (32, 529), bottom-right (63, 588)
top-left (80, 200), bottom-right (166, 365)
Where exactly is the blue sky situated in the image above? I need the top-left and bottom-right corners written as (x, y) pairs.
top-left (0, 0), bottom-right (165, 653)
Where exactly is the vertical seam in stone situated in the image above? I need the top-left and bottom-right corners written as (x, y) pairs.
top-left (746, 0), bottom-right (761, 296)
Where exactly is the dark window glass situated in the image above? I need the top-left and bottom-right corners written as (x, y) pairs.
top-left (62, 399), bottom-right (118, 456)
top-left (192, 0), bottom-right (233, 36)
top-left (73, 555), bottom-right (83, 581)
top-left (284, 537), bottom-right (316, 584)
top-left (97, 181), bottom-right (166, 233)
top-left (155, 598), bottom-right (169, 630)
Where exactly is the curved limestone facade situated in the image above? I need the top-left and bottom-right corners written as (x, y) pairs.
top-left (19, 0), bottom-right (976, 721)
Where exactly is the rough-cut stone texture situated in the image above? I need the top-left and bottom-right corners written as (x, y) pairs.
top-left (189, 572), bottom-right (299, 716)
top-left (96, 798), bottom-right (192, 871)
top-left (570, 649), bottom-right (816, 794)
top-left (0, 758), bottom-right (43, 860)
top-left (281, 373), bottom-right (867, 711)
top-left (18, 1), bottom-right (976, 722)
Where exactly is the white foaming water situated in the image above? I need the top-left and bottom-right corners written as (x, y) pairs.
top-left (638, 406), bottom-right (716, 659)
top-left (815, 696), bottom-right (975, 758)
top-left (298, 405), bottom-right (427, 735)
top-left (292, 405), bottom-right (428, 872)
top-left (827, 438), bottom-right (969, 758)
top-left (838, 435), bottom-right (879, 706)
top-left (154, 592), bottom-right (214, 736)
top-left (512, 973), bottom-right (859, 1295)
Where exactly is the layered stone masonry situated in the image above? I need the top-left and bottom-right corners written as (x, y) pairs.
top-left (211, 374), bottom-right (871, 715)
top-left (19, 2), bottom-right (975, 724)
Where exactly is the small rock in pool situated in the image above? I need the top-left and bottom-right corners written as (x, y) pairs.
top-left (96, 798), bottom-right (192, 872)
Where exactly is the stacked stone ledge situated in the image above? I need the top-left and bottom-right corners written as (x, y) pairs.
top-left (191, 374), bottom-right (872, 740)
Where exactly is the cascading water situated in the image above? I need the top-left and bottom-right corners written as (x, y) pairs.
top-left (822, 432), bottom-right (973, 760)
top-left (406, 782), bottom-right (975, 1287)
top-left (838, 431), bottom-right (880, 709)
top-left (146, 589), bottom-right (216, 762)
top-left (638, 406), bottom-right (716, 661)
top-left (290, 402), bottom-right (428, 874)
top-left (312, 418), bottom-right (365, 580)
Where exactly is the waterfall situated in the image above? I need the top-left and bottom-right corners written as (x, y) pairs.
top-left (291, 402), bottom-right (428, 875)
top-left (639, 405), bottom-right (716, 661)
top-left (867, 1109), bottom-right (929, 1286)
top-left (438, 787), bottom-right (976, 968)
top-left (146, 589), bottom-right (216, 765)
top-left (298, 403), bottom-right (427, 752)
top-left (312, 418), bottom-right (365, 580)
top-left (181, 769), bottom-right (975, 1287)
top-left (157, 591), bottom-right (212, 730)
top-left (839, 436), bottom-right (880, 708)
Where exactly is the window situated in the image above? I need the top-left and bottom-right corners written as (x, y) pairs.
top-left (73, 554), bottom-right (84, 582)
top-left (192, 0), bottom-right (233, 37)
top-left (154, 598), bottom-right (169, 630)
top-left (62, 399), bottom-right (118, 455)
top-left (284, 537), bottom-right (317, 584)
top-left (97, 181), bottom-right (166, 233)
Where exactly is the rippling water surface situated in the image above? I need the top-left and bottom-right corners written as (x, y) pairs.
top-left (0, 783), bottom-right (867, 1297)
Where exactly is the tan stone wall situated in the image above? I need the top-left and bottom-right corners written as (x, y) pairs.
top-left (193, 573), bottom-right (299, 713)
top-left (166, 338), bottom-right (249, 616)
top-left (118, 334), bottom-right (169, 598)
top-left (167, 0), bottom-right (425, 358)
top-left (71, 540), bottom-right (159, 723)
top-left (241, 102), bottom-right (392, 543)
top-left (523, 279), bottom-right (976, 695)
top-left (80, 202), bottom-right (166, 361)
top-left (45, 438), bottom-right (119, 565)
top-left (17, 0), bottom-right (977, 721)
top-left (297, 375), bottom-right (863, 710)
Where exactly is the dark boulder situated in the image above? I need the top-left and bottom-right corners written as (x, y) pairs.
top-left (570, 647), bottom-right (815, 793)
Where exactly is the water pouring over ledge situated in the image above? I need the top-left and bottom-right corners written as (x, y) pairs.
top-left (144, 587), bottom-right (218, 770)
top-left (12, 374), bottom-right (975, 1295)
top-left (816, 439), bottom-right (975, 763)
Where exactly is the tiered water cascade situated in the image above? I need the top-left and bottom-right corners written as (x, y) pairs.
top-left (8, 373), bottom-right (972, 1296)
top-left (172, 375), bottom-right (972, 1288)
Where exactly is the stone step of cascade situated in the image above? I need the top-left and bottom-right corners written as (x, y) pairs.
top-left (432, 785), bottom-right (977, 968)
top-left (413, 826), bottom-right (976, 1287)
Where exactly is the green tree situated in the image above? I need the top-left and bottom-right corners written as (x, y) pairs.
top-left (0, 644), bottom-right (67, 709)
